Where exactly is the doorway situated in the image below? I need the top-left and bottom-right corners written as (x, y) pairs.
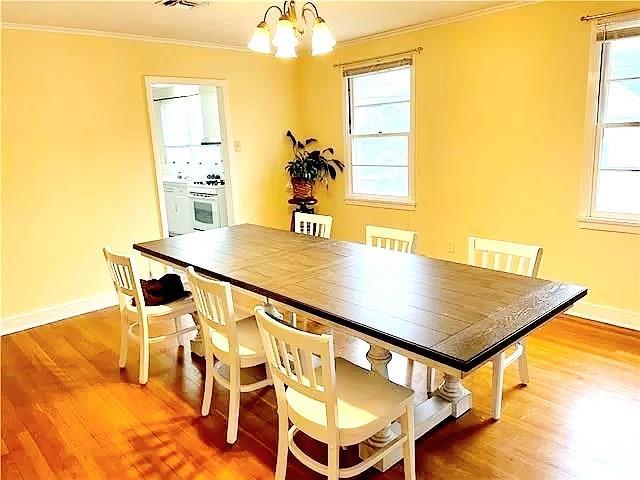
top-left (145, 77), bottom-right (235, 237)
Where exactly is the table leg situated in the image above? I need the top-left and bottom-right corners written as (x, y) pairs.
top-left (359, 344), bottom-right (472, 472)
top-left (364, 345), bottom-right (396, 447)
top-left (190, 316), bottom-right (205, 357)
top-left (435, 373), bottom-right (472, 418)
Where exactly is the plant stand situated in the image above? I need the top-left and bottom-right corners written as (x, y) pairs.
top-left (288, 197), bottom-right (318, 232)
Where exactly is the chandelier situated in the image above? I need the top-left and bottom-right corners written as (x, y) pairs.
top-left (248, 1), bottom-right (336, 58)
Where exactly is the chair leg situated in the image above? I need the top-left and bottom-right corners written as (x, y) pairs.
top-left (275, 411), bottom-right (289, 480)
top-left (426, 367), bottom-right (436, 393)
top-left (226, 367), bottom-right (241, 444)
top-left (327, 442), bottom-right (339, 480)
top-left (201, 355), bottom-right (214, 416)
top-left (138, 320), bottom-right (150, 385)
top-left (174, 316), bottom-right (184, 347)
top-left (491, 352), bottom-right (505, 420)
top-left (290, 312), bottom-right (297, 328)
top-left (517, 340), bottom-right (529, 385)
top-left (118, 311), bottom-right (128, 368)
top-left (407, 358), bottom-right (414, 377)
top-left (400, 403), bottom-right (416, 480)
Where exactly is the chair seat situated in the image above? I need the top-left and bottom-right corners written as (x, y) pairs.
top-left (210, 315), bottom-right (266, 367)
top-left (286, 357), bottom-right (414, 445)
top-left (126, 294), bottom-right (196, 319)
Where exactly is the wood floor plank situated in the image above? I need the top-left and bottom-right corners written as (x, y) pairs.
top-left (2, 309), bottom-right (639, 479)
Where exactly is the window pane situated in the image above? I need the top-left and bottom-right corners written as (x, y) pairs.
top-left (160, 98), bottom-right (189, 146)
top-left (600, 126), bottom-right (640, 170)
top-left (353, 102), bottom-right (410, 134)
top-left (352, 166), bottom-right (408, 197)
top-left (604, 79), bottom-right (640, 122)
top-left (352, 136), bottom-right (408, 166)
top-left (186, 95), bottom-right (204, 145)
top-left (352, 68), bottom-right (410, 106)
top-left (608, 36), bottom-right (640, 80)
top-left (595, 170), bottom-right (640, 214)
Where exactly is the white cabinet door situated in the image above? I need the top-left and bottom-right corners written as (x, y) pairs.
top-left (164, 191), bottom-right (180, 235)
top-left (174, 194), bottom-right (193, 234)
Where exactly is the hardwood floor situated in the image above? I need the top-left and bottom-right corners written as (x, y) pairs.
top-left (2, 308), bottom-right (639, 479)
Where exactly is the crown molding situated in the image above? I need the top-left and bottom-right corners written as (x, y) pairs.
top-left (337, 1), bottom-right (541, 48)
top-left (2, 2), bottom-right (540, 57)
top-left (0, 22), bottom-right (252, 53)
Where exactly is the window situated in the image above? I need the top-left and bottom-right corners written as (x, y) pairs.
top-left (581, 18), bottom-right (640, 231)
top-left (344, 59), bottom-right (415, 206)
top-left (158, 94), bottom-right (221, 171)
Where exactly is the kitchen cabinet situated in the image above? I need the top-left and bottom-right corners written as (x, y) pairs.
top-left (163, 182), bottom-right (192, 236)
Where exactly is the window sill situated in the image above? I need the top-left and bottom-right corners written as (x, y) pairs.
top-left (345, 197), bottom-right (416, 211)
top-left (577, 216), bottom-right (640, 235)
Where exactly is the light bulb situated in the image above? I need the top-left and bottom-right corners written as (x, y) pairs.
top-left (272, 15), bottom-right (298, 49)
top-left (248, 21), bottom-right (271, 53)
top-left (311, 17), bottom-right (336, 56)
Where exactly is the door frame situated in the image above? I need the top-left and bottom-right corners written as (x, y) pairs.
top-left (144, 75), bottom-right (237, 237)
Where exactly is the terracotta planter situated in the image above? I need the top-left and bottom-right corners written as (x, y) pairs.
top-left (291, 178), bottom-right (313, 199)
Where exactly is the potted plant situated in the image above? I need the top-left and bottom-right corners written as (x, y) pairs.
top-left (285, 130), bottom-right (345, 199)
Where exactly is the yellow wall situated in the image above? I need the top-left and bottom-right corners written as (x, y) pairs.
top-left (3, 1), bottom-right (640, 326)
top-left (296, 1), bottom-right (640, 321)
top-left (1, 29), bottom-right (295, 318)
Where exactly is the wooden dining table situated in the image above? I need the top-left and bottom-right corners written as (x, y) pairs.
top-left (134, 223), bottom-right (587, 470)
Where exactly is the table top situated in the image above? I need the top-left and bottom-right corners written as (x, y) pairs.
top-left (134, 224), bottom-right (587, 372)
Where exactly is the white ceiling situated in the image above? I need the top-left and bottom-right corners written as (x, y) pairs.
top-left (1, 1), bottom-right (508, 49)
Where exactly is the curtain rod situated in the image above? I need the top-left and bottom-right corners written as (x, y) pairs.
top-left (580, 7), bottom-right (640, 22)
top-left (333, 47), bottom-right (423, 68)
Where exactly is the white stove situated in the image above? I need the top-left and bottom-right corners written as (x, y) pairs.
top-left (187, 180), bottom-right (228, 231)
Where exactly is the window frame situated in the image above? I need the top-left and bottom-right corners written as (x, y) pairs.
top-left (579, 20), bottom-right (640, 234)
top-left (342, 61), bottom-right (416, 210)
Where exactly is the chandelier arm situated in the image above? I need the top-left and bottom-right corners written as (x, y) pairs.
top-left (302, 1), bottom-right (319, 17)
top-left (262, 4), bottom-right (284, 22)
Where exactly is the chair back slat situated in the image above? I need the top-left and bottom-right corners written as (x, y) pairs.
top-left (294, 212), bottom-right (333, 239)
top-left (468, 237), bottom-right (543, 278)
top-left (365, 225), bottom-right (417, 254)
top-left (186, 267), bottom-right (238, 342)
top-left (255, 306), bottom-right (336, 405)
top-left (103, 246), bottom-right (144, 308)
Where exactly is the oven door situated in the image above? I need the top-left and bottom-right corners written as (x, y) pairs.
top-left (190, 195), bottom-right (220, 230)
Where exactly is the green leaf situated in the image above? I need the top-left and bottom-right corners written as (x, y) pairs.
top-left (286, 130), bottom-right (297, 148)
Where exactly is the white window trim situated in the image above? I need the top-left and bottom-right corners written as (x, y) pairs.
top-left (579, 21), bottom-right (640, 235)
top-left (342, 60), bottom-right (416, 209)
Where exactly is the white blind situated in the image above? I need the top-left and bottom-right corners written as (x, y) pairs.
top-left (343, 58), bottom-right (412, 78)
top-left (597, 18), bottom-right (640, 41)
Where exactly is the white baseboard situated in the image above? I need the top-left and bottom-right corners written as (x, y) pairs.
top-left (1, 292), bottom-right (118, 336)
top-left (568, 301), bottom-right (640, 332)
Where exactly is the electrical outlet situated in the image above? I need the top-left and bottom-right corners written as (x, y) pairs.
top-left (447, 241), bottom-right (455, 253)
top-left (234, 140), bottom-right (242, 153)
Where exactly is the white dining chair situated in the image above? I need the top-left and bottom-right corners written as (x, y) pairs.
top-left (365, 225), bottom-right (416, 254)
top-left (290, 212), bottom-right (334, 330)
top-left (468, 236), bottom-right (543, 420)
top-left (186, 267), bottom-right (272, 444)
top-left (294, 212), bottom-right (333, 239)
top-left (255, 306), bottom-right (416, 480)
top-left (365, 225), bottom-right (420, 380)
top-left (103, 246), bottom-right (198, 385)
